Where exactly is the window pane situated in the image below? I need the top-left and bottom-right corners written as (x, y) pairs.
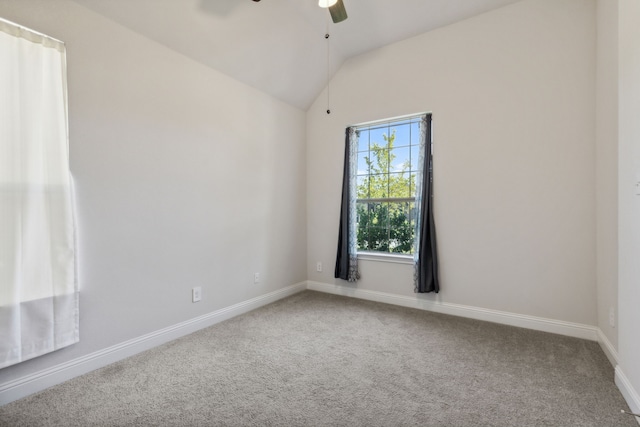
top-left (368, 174), bottom-right (388, 198)
top-left (409, 201), bottom-right (417, 227)
top-left (371, 148), bottom-right (389, 174)
top-left (357, 202), bottom-right (389, 252)
top-left (410, 144), bottom-right (421, 172)
top-left (356, 176), bottom-right (369, 199)
top-left (369, 126), bottom-right (388, 149)
top-left (391, 123), bottom-right (410, 147)
top-left (388, 173), bottom-right (411, 198)
top-left (355, 202), bottom-right (368, 252)
top-left (357, 129), bottom-right (369, 152)
top-left (409, 176), bottom-right (417, 198)
top-left (411, 121), bottom-right (421, 147)
top-left (357, 152), bottom-right (370, 175)
top-left (367, 227), bottom-right (390, 252)
top-left (390, 146), bottom-right (410, 173)
top-left (388, 201), bottom-right (414, 254)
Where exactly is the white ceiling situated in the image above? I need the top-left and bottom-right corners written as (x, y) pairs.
top-left (71, 0), bottom-right (521, 110)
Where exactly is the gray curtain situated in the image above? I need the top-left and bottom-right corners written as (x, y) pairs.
top-left (334, 127), bottom-right (360, 282)
top-left (414, 114), bottom-right (439, 293)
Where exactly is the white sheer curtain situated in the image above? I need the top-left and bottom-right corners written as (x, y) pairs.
top-left (0, 18), bottom-right (78, 368)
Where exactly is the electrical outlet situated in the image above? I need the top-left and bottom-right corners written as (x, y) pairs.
top-left (254, 273), bottom-right (260, 284)
top-left (317, 262), bottom-right (322, 272)
top-left (609, 307), bottom-right (615, 327)
top-left (192, 287), bottom-right (202, 303)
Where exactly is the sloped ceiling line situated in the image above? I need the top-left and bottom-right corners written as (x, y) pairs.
top-left (71, 0), bottom-right (521, 110)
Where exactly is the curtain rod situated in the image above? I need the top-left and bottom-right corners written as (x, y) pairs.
top-left (349, 112), bottom-right (431, 129)
top-left (0, 16), bottom-right (65, 51)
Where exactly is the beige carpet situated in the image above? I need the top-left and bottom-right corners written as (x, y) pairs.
top-left (0, 291), bottom-right (636, 426)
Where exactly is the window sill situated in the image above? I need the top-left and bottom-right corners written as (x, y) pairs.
top-left (357, 252), bottom-right (413, 265)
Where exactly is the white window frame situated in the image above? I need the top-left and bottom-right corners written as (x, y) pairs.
top-left (352, 113), bottom-right (427, 263)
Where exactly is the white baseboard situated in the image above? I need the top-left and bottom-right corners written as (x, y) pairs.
top-left (3, 280), bottom-right (632, 418)
top-left (0, 282), bottom-right (306, 406)
top-left (616, 366), bottom-right (640, 426)
top-left (306, 281), bottom-right (599, 341)
top-left (597, 328), bottom-right (620, 367)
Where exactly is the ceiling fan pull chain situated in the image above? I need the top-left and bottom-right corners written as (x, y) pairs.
top-left (325, 31), bottom-right (331, 115)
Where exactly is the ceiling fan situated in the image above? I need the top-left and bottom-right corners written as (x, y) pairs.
top-left (251, 0), bottom-right (348, 24)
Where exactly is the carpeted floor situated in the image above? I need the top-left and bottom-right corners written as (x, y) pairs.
top-left (0, 291), bottom-right (636, 426)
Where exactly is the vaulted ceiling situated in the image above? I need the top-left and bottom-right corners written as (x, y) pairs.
top-left (71, 0), bottom-right (522, 110)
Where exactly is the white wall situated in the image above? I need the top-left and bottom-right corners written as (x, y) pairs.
top-left (0, 0), bottom-right (306, 386)
top-left (596, 0), bottom-right (619, 353)
top-left (617, 0), bottom-right (640, 415)
top-left (307, 0), bottom-right (597, 325)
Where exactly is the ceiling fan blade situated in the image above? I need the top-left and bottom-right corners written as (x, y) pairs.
top-left (329, 0), bottom-right (348, 23)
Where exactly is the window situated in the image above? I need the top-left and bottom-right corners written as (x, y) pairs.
top-left (335, 113), bottom-right (437, 290)
top-left (354, 115), bottom-right (425, 255)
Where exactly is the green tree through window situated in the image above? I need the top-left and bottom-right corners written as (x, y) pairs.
top-left (355, 117), bottom-right (422, 254)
